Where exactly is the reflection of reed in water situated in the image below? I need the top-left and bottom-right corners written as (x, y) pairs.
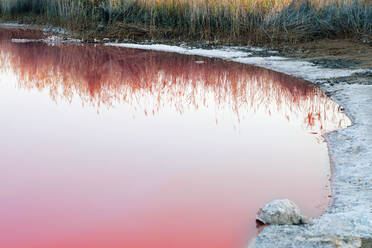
top-left (0, 37), bottom-right (351, 134)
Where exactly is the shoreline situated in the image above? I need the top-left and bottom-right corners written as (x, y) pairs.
top-left (2, 23), bottom-right (372, 248)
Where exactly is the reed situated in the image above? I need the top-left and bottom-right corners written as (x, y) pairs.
top-left (0, 0), bottom-right (371, 43)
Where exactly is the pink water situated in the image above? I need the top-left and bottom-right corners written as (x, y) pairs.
top-left (0, 28), bottom-right (351, 248)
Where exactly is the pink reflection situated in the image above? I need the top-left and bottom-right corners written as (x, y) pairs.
top-left (0, 28), bottom-right (350, 134)
top-left (0, 27), bottom-right (350, 248)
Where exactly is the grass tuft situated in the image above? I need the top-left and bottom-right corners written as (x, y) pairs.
top-left (1, 0), bottom-right (371, 44)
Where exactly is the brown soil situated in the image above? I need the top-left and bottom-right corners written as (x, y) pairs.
top-left (278, 38), bottom-right (372, 69)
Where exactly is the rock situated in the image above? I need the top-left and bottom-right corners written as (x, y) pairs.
top-left (256, 199), bottom-right (311, 225)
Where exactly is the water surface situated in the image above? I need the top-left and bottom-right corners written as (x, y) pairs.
top-left (0, 28), bottom-right (351, 248)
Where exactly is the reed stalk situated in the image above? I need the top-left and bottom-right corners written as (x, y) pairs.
top-left (0, 0), bottom-right (371, 43)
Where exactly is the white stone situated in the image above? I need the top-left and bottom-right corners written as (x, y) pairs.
top-left (257, 199), bottom-right (311, 225)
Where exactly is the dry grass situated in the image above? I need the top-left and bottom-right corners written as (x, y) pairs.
top-left (0, 0), bottom-right (371, 44)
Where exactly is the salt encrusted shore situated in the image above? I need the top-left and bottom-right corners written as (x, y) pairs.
top-left (105, 43), bottom-right (372, 248)
top-left (249, 81), bottom-right (372, 248)
top-left (250, 82), bottom-right (372, 248)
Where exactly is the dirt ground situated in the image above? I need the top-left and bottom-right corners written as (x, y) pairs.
top-left (278, 38), bottom-right (372, 69)
top-left (274, 39), bottom-right (372, 86)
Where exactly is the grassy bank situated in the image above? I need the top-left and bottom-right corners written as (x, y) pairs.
top-left (0, 0), bottom-right (371, 44)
